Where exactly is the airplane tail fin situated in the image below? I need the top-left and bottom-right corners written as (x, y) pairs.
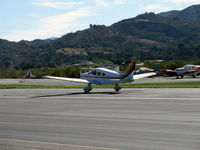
top-left (121, 58), bottom-right (157, 81)
top-left (154, 63), bottom-right (160, 72)
top-left (119, 58), bottom-right (136, 80)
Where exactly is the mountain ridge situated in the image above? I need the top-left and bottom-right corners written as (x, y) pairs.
top-left (159, 4), bottom-right (200, 22)
top-left (1, 4), bottom-right (200, 69)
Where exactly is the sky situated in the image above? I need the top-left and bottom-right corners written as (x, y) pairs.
top-left (1, 0), bottom-right (200, 41)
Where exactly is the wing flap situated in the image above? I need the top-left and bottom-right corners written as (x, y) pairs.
top-left (43, 76), bottom-right (89, 84)
top-left (134, 72), bottom-right (157, 80)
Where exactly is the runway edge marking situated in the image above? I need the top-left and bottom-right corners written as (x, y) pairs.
top-left (0, 139), bottom-right (121, 150)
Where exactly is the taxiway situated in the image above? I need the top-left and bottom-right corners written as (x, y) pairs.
top-left (0, 88), bottom-right (200, 150)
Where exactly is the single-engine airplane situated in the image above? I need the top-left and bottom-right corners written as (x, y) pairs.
top-left (162, 64), bottom-right (200, 79)
top-left (44, 58), bottom-right (156, 93)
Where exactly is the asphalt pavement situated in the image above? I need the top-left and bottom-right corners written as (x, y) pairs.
top-left (0, 88), bottom-right (200, 150)
top-left (0, 76), bottom-right (199, 86)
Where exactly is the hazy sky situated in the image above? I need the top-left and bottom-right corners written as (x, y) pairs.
top-left (1, 0), bottom-right (199, 41)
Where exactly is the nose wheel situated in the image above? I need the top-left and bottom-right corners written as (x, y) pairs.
top-left (114, 84), bottom-right (121, 93)
top-left (83, 83), bottom-right (93, 93)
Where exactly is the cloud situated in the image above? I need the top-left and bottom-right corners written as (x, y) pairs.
top-left (113, 0), bottom-right (126, 5)
top-left (140, 4), bottom-right (172, 13)
top-left (162, 0), bottom-right (200, 5)
top-left (94, 0), bottom-right (110, 8)
top-left (30, 13), bottom-right (41, 18)
top-left (2, 7), bottom-right (95, 41)
top-left (94, 0), bottom-right (126, 8)
top-left (32, 1), bottom-right (83, 9)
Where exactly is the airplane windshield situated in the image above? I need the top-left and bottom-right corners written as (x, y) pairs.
top-left (183, 65), bottom-right (195, 69)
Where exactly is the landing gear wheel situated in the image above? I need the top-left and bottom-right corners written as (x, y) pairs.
top-left (115, 89), bottom-right (120, 93)
top-left (83, 83), bottom-right (92, 93)
top-left (114, 84), bottom-right (121, 93)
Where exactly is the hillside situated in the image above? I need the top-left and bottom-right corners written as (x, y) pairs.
top-left (1, 5), bottom-right (200, 69)
top-left (159, 4), bottom-right (200, 22)
top-left (0, 39), bottom-right (57, 69)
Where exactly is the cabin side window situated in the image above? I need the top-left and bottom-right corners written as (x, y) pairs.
top-left (102, 73), bottom-right (106, 76)
top-left (97, 72), bottom-right (101, 76)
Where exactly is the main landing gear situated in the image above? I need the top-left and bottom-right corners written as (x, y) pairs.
top-left (176, 75), bottom-right (184, 79)
top-left (114, 84), bottom-right (121, 93)
top-left (83, 83), bottom-right (93, 93)
top-left (83, 83), bottom-right (121, 93)
top-left (193, 74), bottom-right (197, 78)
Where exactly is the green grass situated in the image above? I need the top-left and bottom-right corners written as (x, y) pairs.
top-left (0, 81), bottom-right (200, 89)
top-left (121, 81), bottom-right (200, 88)
top-left (0, 84), bottom-right (84, 89)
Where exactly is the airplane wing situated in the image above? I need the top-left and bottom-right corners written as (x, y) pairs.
top-left (134, 72), bottom-right (157, 80)
top-left (161, 69), bottom-right (177, 76)
top-left (43, 76), bottom-right (89, 84)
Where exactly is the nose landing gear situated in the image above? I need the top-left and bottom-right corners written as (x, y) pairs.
top-left (114, 84), bottom-right (121, 93)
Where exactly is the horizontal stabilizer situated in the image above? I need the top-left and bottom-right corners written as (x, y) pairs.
top-left (43, 76), bottom-right (89, 83)
top-left (134, 72), bottom-right (157, 80)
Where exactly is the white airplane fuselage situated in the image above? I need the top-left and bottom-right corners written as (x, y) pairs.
top-left (80, 68), bottom-right (134, 84)
top-left (175, 65), bottom-right (200, 77)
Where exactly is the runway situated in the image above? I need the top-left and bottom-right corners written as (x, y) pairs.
top-left (0, 76), bottom-right (199, 86)
top-left (0, 88), bottom-right (200, 150)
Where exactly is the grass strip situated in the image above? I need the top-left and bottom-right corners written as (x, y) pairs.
top-left (0, 84), bottom-right (84, 89)
top-left (121, 81), bottom-right (200, 88)
top-left (0, 81), bottom-right (200, 89)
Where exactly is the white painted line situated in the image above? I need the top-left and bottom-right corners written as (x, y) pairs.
top-left (0, 96), bottom-right (27, 99)
top-left (0, 96), bottom-right (199, 100)
top-left (40, 96), bottom-right (200, 100)
top-left (0, 139), bottom-right (120, 150)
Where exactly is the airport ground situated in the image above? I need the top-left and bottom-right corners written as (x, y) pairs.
top-left (0, 87), bottom-right (200, 150)
top-left (0, 76), bottom-right (200, 86)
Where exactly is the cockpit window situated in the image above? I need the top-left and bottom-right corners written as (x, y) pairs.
top-left (91, 70), bottom-right (97, 75)
top-left (184, 65), bottom-right (189, 69)
top-left (102, 73), bottom-right (106, 76)
top-left (184, 65), bottom-right (196, 69)
top-left (97, 72), bottom-right (101, 76)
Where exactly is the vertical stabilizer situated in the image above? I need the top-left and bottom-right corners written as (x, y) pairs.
top-left (120, 58), bottom-right (136, 79)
